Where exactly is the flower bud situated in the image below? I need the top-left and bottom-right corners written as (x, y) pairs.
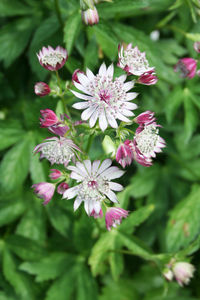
top-left (32, 182), bottom-right (55, 205)
top-left (194, 41), bottom-right (200, 53)
top-left (37, 46), bottom-right (68, 71)
top-left (49, 169), bottom-right (62, 180)
top-left (116, 142), bottom-right (133, 168)
top-left (173, 262), bottom-right (195, 287)
top-left (81, 6), bottom-right (99, 26)
top-left (105, 207), bottom-right (129, 231)
top-left (174, 58), bottom-right (197, 79)
top-left (57, 182), bottom-right (69, 195)
top-left (134, 111), bottom-right (155, 125)
top-left (138, 70), bottom-right (158, 85)
top-left (72, 69), bottom-right (85, 84)
top-left (40, 109), bottom-right (59, 128)
top-left (34, 82), bottom-right (51, 97)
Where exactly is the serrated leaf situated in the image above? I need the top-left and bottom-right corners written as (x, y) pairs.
top-left (166, 184), bottom-right (200, 252)
top-left (0, 120), bottom-right (25, 151)
top-left (64, 11), bottom-right (81, 55)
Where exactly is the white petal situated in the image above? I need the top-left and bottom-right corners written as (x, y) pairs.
top-left (94, 201), bottom-right (101, 214)
top-left (73, 102), bottom-right (89, 110)
top-left (73, 81), bottom-right (91, 95)
top-left (123, 102), bottom-right (138, 110)
top-left (83, 160), bottom-right (92, 174)
top-left (63, 186), bottom-right (78, 199)
top-left (118, 74), bottom-right (127, 82)
top-left (76, 161), bottom-right (88, 176)
top-left (99, 111), bottom-right (108, 131)
top-left (109, 182), bottom-right (123, 191)
top-left (99, 63), bottom-right (107, 76)
top-left (70, 171), bottom-right (83, 181)
top-left (117, 112), bottom-right (130, 123)
top-left (101, 166), bottom-right (125, 180)
top-left (107, 64), bottom-right (114, 78)
top-left (123, 81), bottom-right (134, 91)
top-left (71, 90), bottom-right (92, 101)
top-left (106, 112), bottom-right (118, 128)
top-left (104, 190), bottom-right (118, 203)
top-left (77, 73), bottom-right (90, 86)
top-left (97, 159), bottom-right (112, 175)
top-left (68, 165), bottom-right (84, 176)
top-left (92, 160), bottom-right (101, 174)
top-left (89, 109), bottom-right (99, 127)
top-left (126, 92), bottom-right (138, 101)
top-left (74, 197), bottom-right (83, 211)
top-left (86, 68), bottom-right (95, 80)
top-left (89, 200), bottom-right (95, 214)
top-left (84, 201), bottom-right (89, 215)
top-left (81, 106), bottom-right (96, 121)
top-left (121, 109), bottom-right (134, 117)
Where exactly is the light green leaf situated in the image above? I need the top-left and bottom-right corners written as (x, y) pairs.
top-left (0, 199), bottom-right (25, 227)
top-left (64, 11), bottom-right (82, 55)
top-left (0, 120), bottom-right (25, 151)
top-left (102, 135), bottom-right (116, 157)
top-left (185, 32), bottom-right (200, 41)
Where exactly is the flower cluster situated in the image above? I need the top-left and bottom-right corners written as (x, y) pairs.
top-left (32, 41), bottom-right (165, 231)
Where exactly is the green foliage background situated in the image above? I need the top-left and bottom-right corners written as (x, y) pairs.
top-left (1, 0), bottom-right (200, 299)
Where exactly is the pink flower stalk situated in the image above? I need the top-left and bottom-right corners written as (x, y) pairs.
top-left (193, 41), bottom-right (200, 53)
top-left (49, 169), bottom-right (62, 180)
top-left (118, 44), bottom-right (154, 76)
top-left (174, 58), bottom-right (197, 79)
top-left (37, 46), bottom-right (68, 71)
top-left (63, 159), bottom-right (124, 215)
top-left (71, 63), bottom-right (138, 131)
top-left (34, 82), bottom-right (51, 97)
top-left (32, 182), bottom-right (55, 205)
top-left (116, 141), bottom-right (134, 168)
top-left (57, 182), bottom-right (69, 195)
top-left (81, 7), bottom-right (99, 26)
top-left (173, 262), bottom-right (195, 287)
top-left (135, 111), bottom-right (155, 125)
top-left (34, 137), bottom-right (81, 166)
top-left (105, 207), bottom-right (129, 231)
top-left (40, 109), bottom-right (59, 128)
top-left (138, 70), bottom-right (158, 85)
top-left (72, 69), bottom-right (85, 84)
top-left (90, 208), bottom-right (103, 218)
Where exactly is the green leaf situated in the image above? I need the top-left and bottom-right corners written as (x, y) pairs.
top-left (84, 36), bottom-right (99, 70)
top-left (102, 135), bottom-right (116, 157)
top-left (166, 184), bottom-right (200, 252)
top-left (0, 120), bottom-right (25, 151)
top-left (165, 87), bottom-right (183, 123)
top-left (64, 11), bottom-right (82, 55)
top-left (76, 263), bottom-right (98, 300)
top-left (0, 135), bottom-right (31, 192)
top-left (185, 32), bottom-right (200, 41)
top-left (183, 88), bottom-right (198, 143)
top-left (0, 0), bottom-right (31, 16)
top-left (0, 199), bottom-right (25, 227)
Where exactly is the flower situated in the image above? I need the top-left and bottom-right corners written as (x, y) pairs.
top-left (37, 46), bottom-right (68, 71)
top-left (34, 82), bottom-right (51, 97)
top-left (193, 41), bottom-right (200, 53)
top-left (34, 137), bottom-right (81, 166)
top-left (81, 7), bottom-right (99, 26)
top-left (57, 182), bottom-right (69, 194)
top-left (173, 262), bottom-right (195, 287)
top-left (40, 109), bottom-right (59, 128)
top-left (63, 159), bottom-right (124, 215)
top-left (90, 208), bottom-right (103, 218)
top-left (72, 69), bottom-right (85, 84)
top-left (71, 63), bottom-right (138, 131)
top-left (174, 58), bottom-right (197, 79)
top-left (116, 141), bottom-right (133, 168)
top-left (138, 70), bottom-right (158, 85)
top-left (118, 44), bottom-right (154, 76)
top-left (32, 182), bottom-right (55, 205)
top-left (163, 269), bottom-right (174, 281)
top-left (105, 207), bottom-right (129, 231)
top-left (134, 111), bottom-right (155, 125)
top-left (49, 169), bottom-right (62, 180)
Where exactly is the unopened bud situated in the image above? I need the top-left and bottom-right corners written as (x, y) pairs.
top-left (81, 6), bottom-right (99, 26)
top-left (173, 262), bottom-right (195, 287)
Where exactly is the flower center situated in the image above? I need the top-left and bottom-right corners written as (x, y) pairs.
top-left (41, 140), bottom-right (74, 164)
top-left (135, 124), bottom-right (159, 156)
top-left (41, 52), bottom-right (65, 67)
top-left (99, 89), bottom-right (111, 104)
top-left (123, 48), bottom-right (149, 72)
top-left (88, 180), bottom-right (98, 189)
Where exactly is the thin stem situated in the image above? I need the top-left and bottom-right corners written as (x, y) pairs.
top-left (55, 71), bottom-right (71, 118)
top-left (54, 0), bottom-right (64, 28)
top-left (85, 132), bottom-right (95, 153)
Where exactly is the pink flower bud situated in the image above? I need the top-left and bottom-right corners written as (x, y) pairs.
top-left (37, 46), bottom-right (68, 71)
top-left (173, 262), bottom-right (195, 287)
top-left (174, 58), bottom-right (197, 79)
top-left (90, 208), bottom-right (103, 219)
top-left (49, 169), bottom-right (62, 180)
top-left (34, 82), bottom-right (51, 97)
top-left (138, 70), bottom-right (158, 85)
top-left (48, 125), bottom-right (69, 136)
top-left (135, 111), bottom-right (155, 125)
top-left (32, 182), bottom-right (55, 205)
top-left (116, 142), bottom-right (133, 168)
top-left (105, 207), bottom-right (129, 231)
top-left (57, 182), bottom-right (69, 195)
top-left (72, 69), bottom-right (85, 84)
top-left (40, 109), bottom-right (59, 128)
top-left (194, 41), bottom-right (200, 53)
top-left (81, 7), bottom-right (99, 26)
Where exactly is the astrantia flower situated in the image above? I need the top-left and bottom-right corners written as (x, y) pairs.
top-left (40, 109), bottom-right (59, 128)
top-left (71, 63), bottom-right (138, 131)
top-left (105, 207), bottom-right (129, 231)
top-left (32, 182), bottom-right (55, 205)
top-left (63, 159), bottom-right (124, 215)
top-left (173, 262), bottom-right (195, 287)
top-left (57, 182), bottom-right (69, 195)
top-left (37, 46), bottom-right (68, 71)
top-left (81, 7), bottom-right (99, 26)
top-left (34, 82), bottom-right (51, 97)
top-left (174, 58), bottom-right (197, 79)
top-left (34, 137), bottom-right (81, 166)
top-left (138, 70), bottom-right (158, 85)
top-left (116, 141), bottom-right (133, 168)
top-left (134, 111), bottom-right (155, 125)
top-left (118, 44), bottom-right (154, 76)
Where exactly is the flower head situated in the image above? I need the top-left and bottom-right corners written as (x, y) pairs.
top-left (81, 6), bottom-right (99, 26)
top-left (40, 109), bottom-right (59, 128)
top-left (34, 137), bottom-right (81, 166)
top-left (57, 182), bottom-right (69, 194)
top-left (71, 63), bottom-right (138, 131)
top-left (49, 169), bottom-right (62, 180)
top-left (134, 111), bottom-right (155, 125)
top-left (173, 262), bottom-right (195, 287)
top-left (72, 69), bottom-right (85, 84)
top-left (116, 141), bottom-right (133, 168)
top-left (174, 58), bottom-right (197, 79)
top-left (32, 182), bottom-right (55, 205)
top-left (194, 41), bottom-right (200, 53)
top-left (63, 159), bottom-right (124, 215)
top-left (138, 70), bottom-right (158, 85)
top-left (37, 46), bottom-right (68, 71)
top-left (34, 82), bottom-right (51, 97)
top-left (118, 44), bottom-right (154, 76)
top-left (90, 208), bottom-right (103, 218)
top-left (105, 207), bottom-right (129, 231)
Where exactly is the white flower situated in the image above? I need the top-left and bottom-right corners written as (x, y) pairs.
top-left (118, 44), bottom-right (154, 76)
top-left (71, 63), bottom-right (138, 131)
top-left (63, 159), bottom-right (124, 215)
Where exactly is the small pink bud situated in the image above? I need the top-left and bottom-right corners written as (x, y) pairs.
top-left (34, 82), bottom-right (51, 97)
top-left (81, 6), bottom-right (99, 26)
top-left (105, 207), bottom-right (129, 231)
top-left (57, 182), bottom-right (69, 195)
top-left (135, 111), bottom-right (155, 125)
top-left (138, 70), bottom-right (158, 85)
top-left (174, 58), bottom-right (197, 79)
top-left (90, 208), bottom-right (103, 219)
top-left (194, 41), bottom-right (200, 53)
top-left (49, 169), bottom-right (62, 180)
top-left (32, 182), bottom-right (55, 205)
top-left (72, 69), bottom-right (85, 84)
top-left (40, 109), bottom-right (59, 128)
top-left (116, 142), bottom-right (133, 168)
top-left (173, 262), bottom-right (195, 287)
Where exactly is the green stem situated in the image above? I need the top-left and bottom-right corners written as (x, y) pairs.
top-left (85, 132), bottom-right (95, 153)
top-left (55, 71), bottom-right (71, 118)
top-left (54, 0), bottom-right (64, 28)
